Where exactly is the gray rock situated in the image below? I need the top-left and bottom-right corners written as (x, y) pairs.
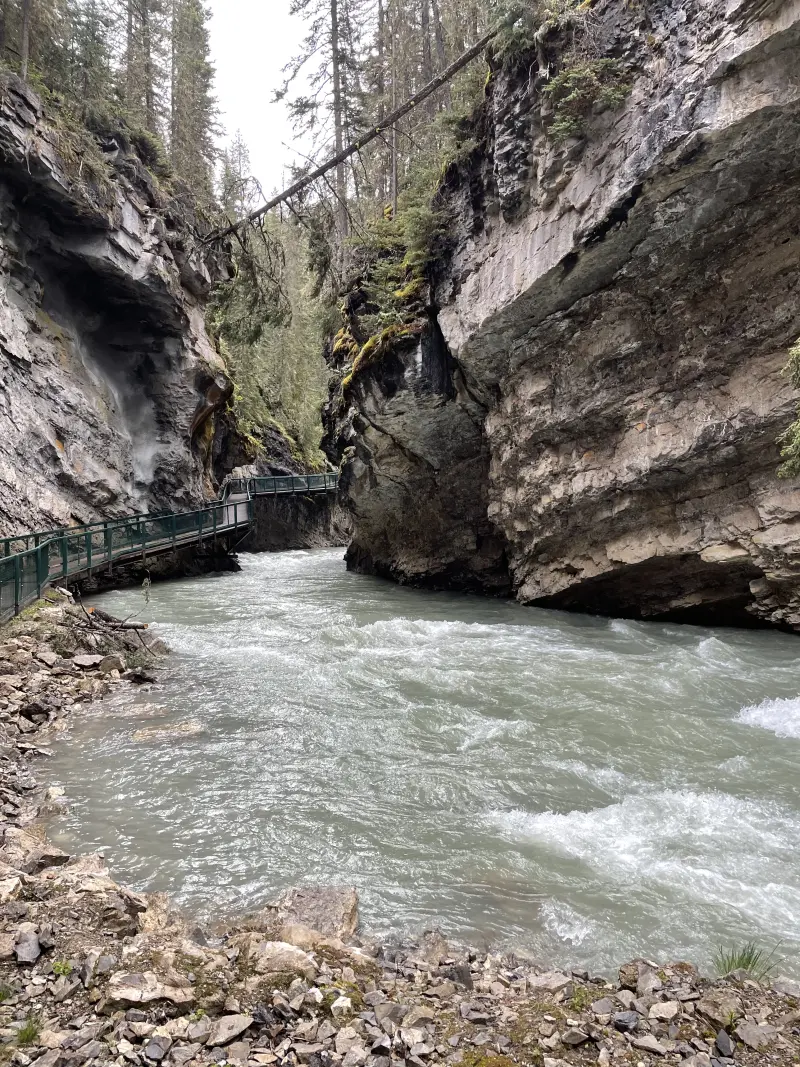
top-left (561, 1028), bottom-right (589, 1046)
top-left (14, 925), bottom-right (40, 964)
top-left (99, 655), bottom-right (125, 675)
top-left (374, 1002), bottom-right (406, 1025)
top-left (612, 1011), bottom-right (640, 1033)
top-left (591, 998), bottom-right (617, 1016)
top-left (73, 656), bottom-right (104, 670)
top-left (204, 1015), bottom-right (254, 1047)
top-left (105, 971), bottom-right (195, 1010)
top-left (631, 1034), bottom-right (667, 1056)
top-left (733, 1021), bottom-right (776, 1050)
top-left (143, 1036), bottom-right (172, 1062)
top-left (715, 1030), bottom-right (735, 1058)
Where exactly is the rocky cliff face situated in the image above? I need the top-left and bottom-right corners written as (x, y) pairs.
top-left (0, 76), bottom-right (230, 537)
top-left (334, 0), bottom-right (800, 628)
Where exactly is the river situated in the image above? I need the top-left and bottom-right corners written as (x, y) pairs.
top-left (47, 548), bottom-right (800, 976)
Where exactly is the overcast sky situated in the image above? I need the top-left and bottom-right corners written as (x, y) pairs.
top-left (207, 0), bottom-right (306, 198)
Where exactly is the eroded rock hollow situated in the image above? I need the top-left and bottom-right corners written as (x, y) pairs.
top-left (332, 0), bottom-right (800, 629)
top-left (0, 77), bottom-right (229, 535)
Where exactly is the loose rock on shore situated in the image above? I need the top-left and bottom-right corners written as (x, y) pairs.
top-left (1, 596), bottom-right (798, 1067)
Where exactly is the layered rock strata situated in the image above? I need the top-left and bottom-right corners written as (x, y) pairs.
top-left (0, 77), bottom-right (229, 536)
top-left (334, 0), bottom-right (800, 627)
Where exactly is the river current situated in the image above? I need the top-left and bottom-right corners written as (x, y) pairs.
top-left (48, 549), bottom-right (800, 976)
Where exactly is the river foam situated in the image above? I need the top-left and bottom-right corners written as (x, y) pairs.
top-left (737, 696), bottom-right (800, 739)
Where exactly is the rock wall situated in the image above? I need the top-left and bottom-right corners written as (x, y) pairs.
top-left (244, 493), bottom-right (351, 553)
top-left (334, 0), bottom-right (800, 628)
top-left (0, 77), bottom-right (230, 537)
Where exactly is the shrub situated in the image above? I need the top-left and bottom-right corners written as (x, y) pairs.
top-left (778, 337), bottom-right (800, 477)
top-left (543, 58), bottom-right (631, 141)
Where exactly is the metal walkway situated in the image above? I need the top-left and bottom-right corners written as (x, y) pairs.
top-left (0, 474), bottom-right (339, 623)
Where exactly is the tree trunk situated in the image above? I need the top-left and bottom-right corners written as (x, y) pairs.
top-left (330, 0), bottom-right (348, 243)
top-left (390, 4), bottom-right (398, 218)
top-left (376, 0), bottom-right (386, 200)
top-left (421, 0), bottom-right (433, 85)
top-left (0, 0), bottom-right (8, 62)
top-left (142, 0), bottom-right (156, 134)
top-left (126, 0), bottom-right (136, 108)
top-left (170, 0), bottom-right (178, 155)
top-left (20, 0), bottom-right (32, 80)
top-left (430, 0), bottom-right (449, 106)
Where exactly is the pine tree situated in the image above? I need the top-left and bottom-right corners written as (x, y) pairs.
top-left (169, 0), bottom-right (216, 197)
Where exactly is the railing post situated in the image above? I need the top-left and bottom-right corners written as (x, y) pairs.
top-left (60, 535), bottom-right (68, 581)
top-left (13, 555), bottom-right (20, 614)
top-left (171, 514), bottom-right (177, 548)
top-left (85, 530), bottom-right (92, 572)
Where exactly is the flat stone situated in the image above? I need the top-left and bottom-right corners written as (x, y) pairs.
top-left (105, 971), bottom-right (195, 1010)
top-left (270, 885), bottom-right (359, 940)
top-left (733, 1021), bottom-right (776, 1050)
top-left (331, 995), bottom-right (353, 1019)
top-left (73, 655), bottom-right (103, 669)
top-left (0, 876), bottom-right (22, 903)
top-left (99, 654), bottom-right (125, 674)
top-left (205, 1015), bottom-right (254, 1047)
top-left (225, 1040), bottom-right (251, 1064)
top-left (335, 1028), bottom-right (362, 1056)
top-left (697, 993), bottom-right (741, 1028)
top-left (561, 1028), bottom-right (589, 1046)
top-left (631, 1034), bottom-right (667, 1056)
top-left (186, 1018), bottom-right (212, 1044)
top-left (250, 940), bottom-right (318, 978)
top-left (528, 972), bottom-right (572, 993)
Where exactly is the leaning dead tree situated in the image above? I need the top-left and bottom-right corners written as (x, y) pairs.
top-left (207, 18), bottom-right (512, 243)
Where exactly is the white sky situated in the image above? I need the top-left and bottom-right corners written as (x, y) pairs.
top-left (207, 0), bottom-right (307, 198)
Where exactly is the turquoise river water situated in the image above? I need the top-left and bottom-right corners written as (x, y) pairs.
top-left (47, 549), bottom-right (800, 976)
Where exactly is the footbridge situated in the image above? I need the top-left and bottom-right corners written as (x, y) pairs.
top-left (0, 474), bottom-right (339, 623)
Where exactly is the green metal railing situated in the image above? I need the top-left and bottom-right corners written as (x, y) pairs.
top-left (0, 473), bottom-right (338, 624)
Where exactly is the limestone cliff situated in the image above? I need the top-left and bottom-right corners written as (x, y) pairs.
top-left (331, 0), bottom-right (800, 628)
top-left (0, 76), bottom-right (230, 536)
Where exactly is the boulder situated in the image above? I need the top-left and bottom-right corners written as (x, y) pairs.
top-left (250, 886), bottom-right (359, 941)
top-left (99, 654), bottom-right (125, 674)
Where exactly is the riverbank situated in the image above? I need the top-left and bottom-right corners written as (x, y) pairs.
top-left (1, 595), bottom-right (799, 1067)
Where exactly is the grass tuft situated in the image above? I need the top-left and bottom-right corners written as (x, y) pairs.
top-left (712, 941), bottom-right (782, 982)
top-left (16, 1011), bottom-right (43, 1047)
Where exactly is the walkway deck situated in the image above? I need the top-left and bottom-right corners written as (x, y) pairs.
top-left (0, 474), bottom-right (339, 623)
